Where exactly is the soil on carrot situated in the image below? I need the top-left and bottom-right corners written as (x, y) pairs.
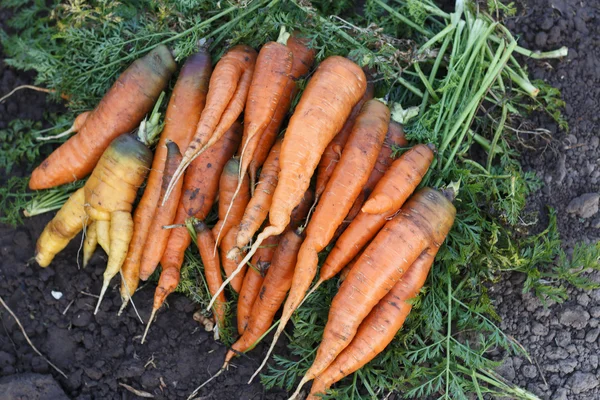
top-left (0, 1), bottom-right (598, 400)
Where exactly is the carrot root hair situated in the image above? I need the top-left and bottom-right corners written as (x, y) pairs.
top-left (141, 308), bottom-right (158, 344)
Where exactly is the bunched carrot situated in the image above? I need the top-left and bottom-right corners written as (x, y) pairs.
top-left (30, 45), bottom-right (176, 190)
top-left (166, 45), bottom-right (257, 202)
top-left (291, 187), bottom-right (456, 395)
top-left (308, 247), bottom-right (440, 399)
top-left (255, 99), bottom-right (390, 378)
top-left (210, 56), bottom-right (367, 310)
top-left (122, 50), bottom-right (212, 304)
top-left (220, 226), bottom-right (247, 293)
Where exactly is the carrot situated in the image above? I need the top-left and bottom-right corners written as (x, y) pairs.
top-left (194, 220), bottom-right (227, 334)
top-left (232, 140), bottom-right (282, 257)
top-left (29, 45), bottom-right (176, 190)
top-left (216, 41), bottom-right (293, 246)
top-left (210, 56), bottom-right (367, 310)
top-left (138, 141), bottom-right (183, 280)
top-left (212, 158), bottom-right (250, 246)
top-left (220, 226), bottom-right (246, 293)
top-left (182, 122), bottom-right (242, 218)
top-left (166, 45), bottom-right (257, 202)
top-left (247, 33), bottom-right (316, 190)
top-left (237, 235), bottom-right (279, 334)
top-left (290, 187), bottom-right (456, 395)
top-left (308, 247), bottom-right (440, 399)
top-left (320, 143), bottom-right (434, 286)
top-left (315, 72), bottom-right (374, 199)
top-left (83, 221), bottom-right (98, 267)
top-left (121, 50), bottom-right (212, 304)
top-left (256, 99), bottom-right (390, 377)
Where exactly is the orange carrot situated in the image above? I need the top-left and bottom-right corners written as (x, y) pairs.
top-left (315, 73), bottom-right (374, 199)
top-left (211, 56), bottom-right (367, 309)
top-left (309, 247), bottom-right (440, 399)
top-left (182, 121), bottom-right (242, 217)
top-left (320, 144), bottom-right (434, 286)
top-left (30, 45), bottom-right (176, 189)
top-left (212, 158), bottom-right (250, 246)
top-left (120, 50), bottom-right (211, 303)
top-left (233, 140), bottom-right (282, 255)
top-left (166, 45), bottom-right (257, 201)
top-left (138, 140), bottom-right (183, 281)
top-left (258, 99), bottom-right (390, 376)
top-left (237, 235), bottom-right (279, 334)
top-left (291, 188), bottom-right (456, 395)
top-left (220, 226), bottom-right (246, 293)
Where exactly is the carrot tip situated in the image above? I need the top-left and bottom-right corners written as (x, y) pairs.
top-left (141, 308), bottom-right (157, 344)
top-left (94, 280), bottom-right (110, 315)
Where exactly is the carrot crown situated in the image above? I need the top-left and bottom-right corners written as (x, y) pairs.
top-left (137, 91), bottom-right (166, 147)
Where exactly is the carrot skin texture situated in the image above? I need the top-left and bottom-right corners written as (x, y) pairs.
top-left (29, 45), bottom-right (175, 189)
top-left (183, 122), bottom-right (243, 218)
top-left (195, 221), bottom-right (227, 331)
top-left (309, 248), bottom-right (439, 398)
top-left (122, 50), bottom-right (211, 294)
top-left (221, 226), bottom-right (247, 293)
top-left (315, 73), bottom-right (375, 199)
top-left (320, 143), bottom-right (434, 283)
top-left (212, 158), bottom-right (250, 245)
top-left (304, 188), bottom-right (456, 381)
top-left (235, 140), bottom-right (282, 250)
top-left (248, 34), bottom-right (316, 187)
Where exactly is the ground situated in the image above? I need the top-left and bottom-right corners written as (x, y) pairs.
top-left (0, 0), bottom-right (598, 399)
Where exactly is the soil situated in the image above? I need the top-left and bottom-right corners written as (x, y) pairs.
top-left (0, 1), bottom-right (598, 400)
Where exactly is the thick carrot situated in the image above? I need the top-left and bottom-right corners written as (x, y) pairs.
top-left (315, 73), bottom-right (374, 199)
top-left (29, 45), bottom-right (175, 190)
top-left (211, 56), bottom-right (366, 309)
top-left (225, 228), bottom-right (304, 366)
top-left (195, 221), bottom-right (227, 333)
top-left (247, 33), bottom-right (316, 189)
top-left (320, 144), bottom-right (434, 285)
top-left (182, 122), bottom-right (242, 218)
top-left (259, 99), bottom-right (390, 375)
top-left (212, 158), bottom-right (250, 246)
top-left (220, 226), bottom-right (246, 293)
top-left (234, 140), bottom-right (282, 255)
top-left (166, 45), bottom-right (257, 201)
top-left (308, 247), bottom-right (439, 399)
top-left (292, 188), bottom-right (456, 394)
top-left (138, 141), bottom-right (183, 280)
top-left (237, 235), bottom-right (279, 334)
top-left (121, 50), bottom-right (211, 303)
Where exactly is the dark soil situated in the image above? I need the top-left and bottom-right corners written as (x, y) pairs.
top-left (0, 1), bottom-right (598, 400)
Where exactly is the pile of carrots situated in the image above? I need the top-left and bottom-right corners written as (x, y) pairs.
top-left (31, 32), bottom-right (456, 398)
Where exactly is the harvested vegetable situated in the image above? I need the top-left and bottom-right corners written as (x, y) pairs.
top-left (220, 225), bottom-right (247, 293)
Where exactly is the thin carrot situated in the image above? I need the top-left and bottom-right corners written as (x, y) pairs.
top-left (319, 143), bottom-right (434, 286)
top-left (291, 187), bottom-right (456, 395)
top-left (308, 247), bottom-right (440, 399)
top-left (247, 33), bottom-right (316, 190)
top-left (232, 140), bottom-right (282, 257)
top-left (138, 140), bottom-right (183, 281)
top-left (256, 99), bottom-right (390, 377)
top-left (212, 158), bottom-right (250, 246)
top-left (122, 50), bottom-right (212, 303)
top-left (237, 235), bottom-right (279, 334)
top-left (315, 72), bottom-right (374, 199)
top-left (29, 45), bottom-right (176, 190)
top-left (210, 56), bottom-right (366, 309)
top-left (166, 45), bottom-right (257, 202)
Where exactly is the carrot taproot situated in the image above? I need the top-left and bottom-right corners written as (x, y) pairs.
top-left (256, 99), bottom-right (390, 377)
top-left (37, 111), bottom-right (91, 142)
top-left (138, 141), bottom-right (183, 280)
top-left (308, 247), bottom-right (440, 399)
top-left (210, 56), bottom-right (367, 310)
top-left (29, 45), bottom-right (175, 190)
top-left (319, 143), bottom-right (434, 286)
top-left (165, 45), bottom-right (257, 202)
top-left (121, 50), bottom-right (212, 303)
top-left (247, 33), bottom-right (316, 190)
top-left (216, 41), bottom-right (293, 245)
top-left (212, 158), bottom-right (250, 246)
top-left (182, 122), bottom-right (242, 218)
top-left (290, 187), bottom-right (456, 395)
top-left (315, 73), bottom-right (374, 199)
top-left (232, 139), bottom-right (282, 257)
top-left (237, 235), bottom-right (279, 334)
top-left (83, 221), bottom-right (98, 267)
